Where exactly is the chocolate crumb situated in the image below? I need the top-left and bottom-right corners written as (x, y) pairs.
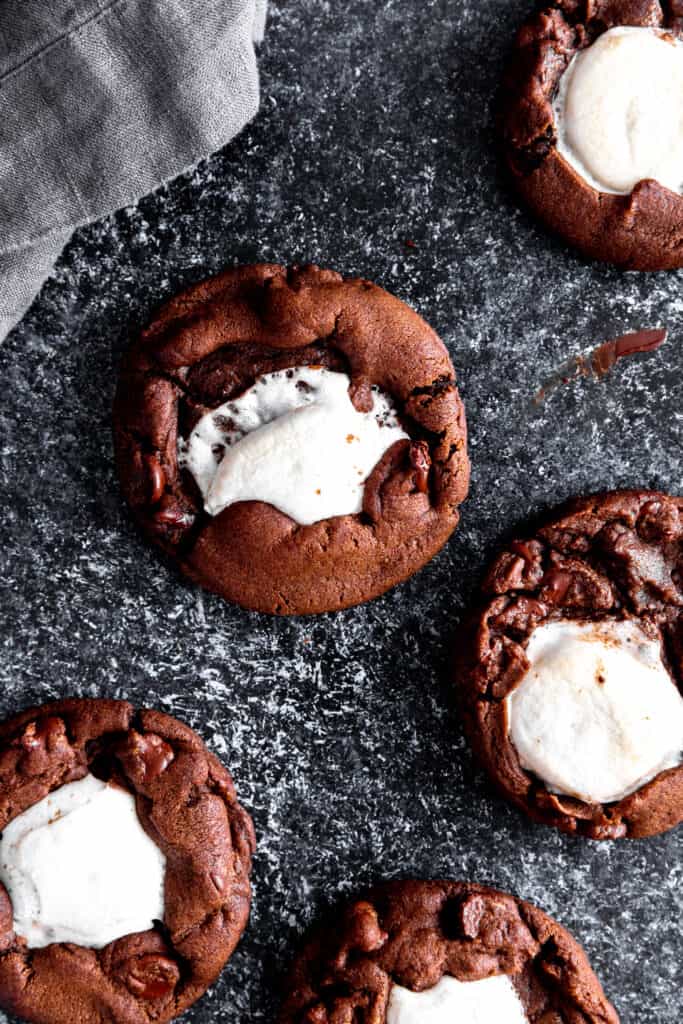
top-left (534, 328), bottom-right (667, 405)
top-left (591, 328), bottom-right (668, 377)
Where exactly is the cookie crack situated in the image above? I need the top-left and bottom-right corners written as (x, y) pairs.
top-left (408, 374), bottom-right (456, 400)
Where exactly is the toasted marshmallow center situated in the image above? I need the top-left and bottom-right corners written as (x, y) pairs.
top-left (554, 27), bottom-right (683, 194)
top-left (179, 367), bottom-right (408, 525)
top-left (387, 975), bottom-right (528, 1024)
top-left (0, 774), bottom-right (166, 949)
top-left (507, 619), bottom-right (683, 804)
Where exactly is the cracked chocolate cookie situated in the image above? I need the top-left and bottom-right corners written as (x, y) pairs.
top-left (456, 490), bottom-right (683, 840)
top-left (279, 880), bottom-right (619, 1023)
top-left (0, 698), bottom-right (255, 1024)
top-left (113, 263), bottom-right (469, 615)
top-left (501, 2), bottom-right (683, 269)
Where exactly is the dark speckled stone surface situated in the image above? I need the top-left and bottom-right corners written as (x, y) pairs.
top-left (1, 1), bottom-right (681, 1021)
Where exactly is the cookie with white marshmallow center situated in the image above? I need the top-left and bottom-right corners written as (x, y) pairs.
top-left (457, 489), bottom-right (683, 839)
top-left (501, 1), bottom-right (683, 269)
top-left (279, 880), bottom-right (619, 1023)
top-left (113, 264), bottom-right (469, 615)
top-left (0, 699), bottom-right (255, 1024)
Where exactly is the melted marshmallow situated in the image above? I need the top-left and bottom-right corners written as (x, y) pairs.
top-left (554, 27), bottom-right (683, 194)
top-left (0, 774), bottom-right (166, 948)
top-left (387, 975), bottom-right (528, 1024)
top-left (179, 367), bottom-right (408, 525)
top-left (507, 619), bottom-right (683, 804)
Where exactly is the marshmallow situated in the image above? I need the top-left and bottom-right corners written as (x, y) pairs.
top-left (554, 27), bottom-right (683, 194)
top-left (507, 619), bottom-right (683, 804)
top-left (0, 774), bottom-right (166, 948)
top-left (179, 367), bottom-right (408, 525)
top-left (387, 975), bottom-right (528, 1024)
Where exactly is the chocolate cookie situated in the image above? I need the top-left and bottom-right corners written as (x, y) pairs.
top-left (457, 489), bottom-right (683, 840)
top-left (113, 264), bottom-right (469, 615)
top-left (501, 2), bottom-right (683, 269)
top-left (0, 698), bottom-right (255, 1024)
top-left (279, 880), bottom-right (619, 1023)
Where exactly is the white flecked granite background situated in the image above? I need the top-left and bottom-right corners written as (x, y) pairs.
top-left (1, 1), bottom-right (682, 1021)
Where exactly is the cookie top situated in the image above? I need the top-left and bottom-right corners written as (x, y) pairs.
top-left (0, 698), bottom-right (255, 1024)
top-left (501, 1), bottom-right (683, 269)
top-left (278, 880), bottom-right (619, 1023)
top-left (113, 264), bottom-right (469, 615)
top-left (457, 490), bottom-right (683, 840)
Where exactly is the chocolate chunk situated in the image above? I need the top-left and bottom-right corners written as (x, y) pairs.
top-left (342, 901), bottom-right (387, 956)
top-left (456, 893), bottom-right (486, 938)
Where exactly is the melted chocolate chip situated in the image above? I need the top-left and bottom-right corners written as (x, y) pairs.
top-left (116, 732), bottom-right (175, 787)
top-left (21, 717), bottom-right (65, 754)
top-left (361, 440), bottom-right (411, 523)
top-left (409, 441), bottom-right (431, 493)
top-left (0, 883), bottom-right (14, 952)
top-left (17, 718), bottom-right (71, 777)
top-left (143, 455), bottom-right (166, 506)
top-left (153, 498), bottom-right (195, 529)
top-left (120, 954), bottom-right (180, 1000)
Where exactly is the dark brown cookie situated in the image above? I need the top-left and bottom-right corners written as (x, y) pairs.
top-left (456, 489), bottom-right (683, 840)
top-left (113, 264), bottom-right (469, 615)
top-left (0, 698), bottom-right (255, 1024)
top-left (501, 2), bottom-right (683, 269)
top-left (279, 880), bottom-right (619, 1023)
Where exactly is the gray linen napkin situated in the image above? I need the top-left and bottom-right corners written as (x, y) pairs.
top-left (0, 0), bottom-right (267, 342)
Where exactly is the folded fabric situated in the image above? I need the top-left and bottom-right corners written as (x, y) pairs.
top-left (0, 0), bottom-right (267, 342)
